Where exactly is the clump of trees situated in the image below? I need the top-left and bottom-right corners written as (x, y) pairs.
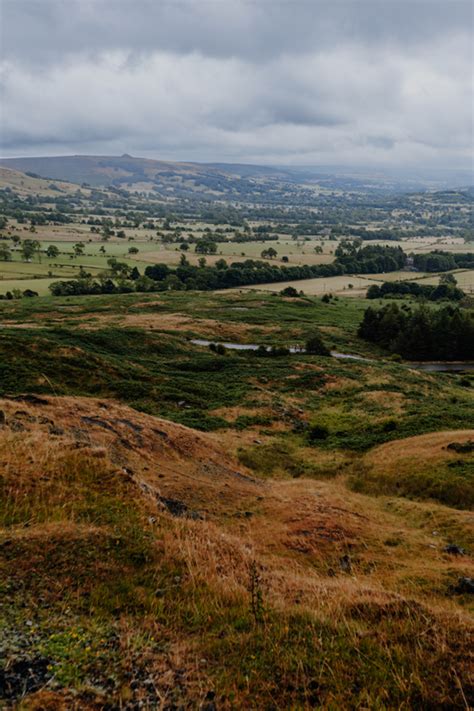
top-left (412, 250), bottom-right (474, 272)
top-left (358, 303), bottom-right (474, 360)
top-left (334, 241), bottom-right (407, 273)
top-left (367, 274), bottom-right (465, 301)
top-left (261, 247), bottom-right (278, 259)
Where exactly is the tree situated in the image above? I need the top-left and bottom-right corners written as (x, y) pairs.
top-left (280, 286), bottom-right (298, 297)
top-left (128, 246), bottom-right (139, 254)
top-left (144, 263), bottom-right (170, 281)
top-left (21, 239), bottom-right (40, 262)
top-left (261, 247), bottom-right (277, 259)
top-left (107, 257), bottom-right (130, 277)
top-left (440, 273), bottom-right (457, 287)
top-left (305, 332), bottom-right (330, 356)
top-left (0, 245), bottom-right (11, 261)
top-left (180, 242), bottom-right (189, 251)
top-left (73, 242), bottom-right (85, 257)
top-left (46, 245), bottom-right (59, 258)
top-left (195, 240), bottom-right (217, 255)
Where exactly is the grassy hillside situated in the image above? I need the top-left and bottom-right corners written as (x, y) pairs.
top-left (0, 167), bottom-right (87, 197)
top-left (0, 395), bottom-right (472, 709)
top-left (0, 290), bottom-right (473, 708)
top-left (0, 154), bottom-right (299, 198)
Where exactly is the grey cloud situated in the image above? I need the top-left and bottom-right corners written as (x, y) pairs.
top-left (2, 0), bottom-right (472, 65)
top-left (0, 0), bottom-right (472, 170)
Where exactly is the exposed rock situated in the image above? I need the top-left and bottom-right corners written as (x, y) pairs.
top-left (444, 544), bottom-right (467, 556)
top-left (158, 495), bottom-right (203, 520)
top-left (339, 554), bottom-right (352, 573)
top-left (452, 577), bottom-right (474, 595)
top-left (0, 656), bottom-right (52, 700)
top-left (6, 394), bottom-right (49, 406)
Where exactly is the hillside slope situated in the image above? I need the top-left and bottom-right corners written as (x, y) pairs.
top-left (0, 167), bottom-right (88, 197)
top-left (1, 395), bottom-right (472, 708)
top-left (0, 154), bottom-right (296, 198)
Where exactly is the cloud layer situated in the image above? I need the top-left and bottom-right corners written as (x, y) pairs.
top-left (0, 0), bottom-right (472, 169)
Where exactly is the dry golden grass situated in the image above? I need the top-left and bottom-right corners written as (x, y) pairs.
top-left (1, 396), bottom-right (473, 707)
top-left (365, 429), bottom-right (474, 476)
top-left (1, 396), bottom-right (472, 608)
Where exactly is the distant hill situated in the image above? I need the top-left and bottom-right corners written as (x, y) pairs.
top-left (0, 154), bottom-right (300, 200)
top-left (0, 155), bottom-right (470, 199)
top-left (0, 166), bottom-right (90, 197)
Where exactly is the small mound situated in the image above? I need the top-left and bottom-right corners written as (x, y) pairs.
top-left (0, 395), bottom-right (261, 518)
top-left (353, 430), bottom-right (474, 509)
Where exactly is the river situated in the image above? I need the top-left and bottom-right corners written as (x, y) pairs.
top-left (189, 339), bottom-right (473, 372)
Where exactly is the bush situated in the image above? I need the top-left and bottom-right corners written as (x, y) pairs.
top-left (307, 425), bottom-right (329, 442)
top-left (280, 286), bottom-right (298, 297)
top-left (305, 333), bottom-right (330, 356)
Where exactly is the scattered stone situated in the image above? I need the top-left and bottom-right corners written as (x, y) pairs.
top-left (339, 555), bottom-right (352, 573)
top-left (116, 417), bottom-right (144, 432)
top-left (444, 544), bottom-right (467, 556)
top-left (14, 410), bottom-right (37, 423)
top-left (81, 415), bottom-right (116, 432)
top-left (152, 428), bottom-right (169, 440)
top-left (0, 656), bottom-right (52, 699)
top-left (8, 420), bottom-right (26, 432)
top-left (452, 577), bottom-right (474, 595)
top-left (7, 394), bottom-right (49, 406)
top-left (158, 495), bottom-right (202, 520)
top-left (37, 416), bottom-right (53, 425)
top-left (447, 440), bottom-right (474, 454)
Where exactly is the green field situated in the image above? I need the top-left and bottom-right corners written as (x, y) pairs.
top-left (1, 221), bottom-right (473, 297)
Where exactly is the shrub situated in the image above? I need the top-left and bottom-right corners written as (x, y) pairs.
top-left (307, 424), bottom-right (329, 442)
top-left (305, 332), bottom-right (330, 356)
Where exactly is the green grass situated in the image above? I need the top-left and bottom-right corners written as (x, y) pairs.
top-left (350, 455), bottom-right (474, 510)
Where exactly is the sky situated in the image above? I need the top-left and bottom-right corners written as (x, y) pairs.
top-left (0, 0), bottom-right (473, 172)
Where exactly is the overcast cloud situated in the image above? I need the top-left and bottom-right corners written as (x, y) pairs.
top-left (0, 0), bottom-right (472, 170)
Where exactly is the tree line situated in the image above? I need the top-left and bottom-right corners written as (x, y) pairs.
top-left (47, 244), bottom-right (411, 297)
top-left (412, 250), bottom-right (474, 272)
top-left (358, 303), bottom-right (474, 360)
top-left (366, 275), bottom-right (465, 301)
